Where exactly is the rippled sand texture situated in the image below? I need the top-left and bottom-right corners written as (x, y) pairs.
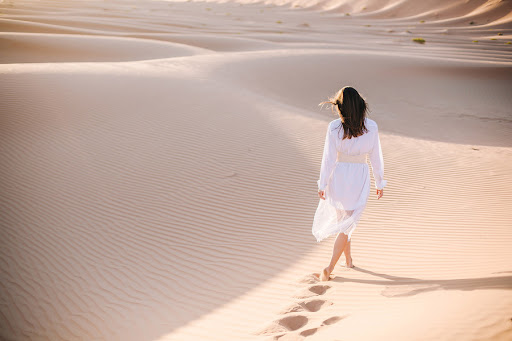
top-left (1, 0), bottom-right (512, 340)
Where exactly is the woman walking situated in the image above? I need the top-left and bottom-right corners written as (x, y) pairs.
top-left (312, 86), bottom-right (387, 281)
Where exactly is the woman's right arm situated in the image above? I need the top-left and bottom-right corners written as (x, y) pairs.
top-left (317, 122), bottom-right (337, 194)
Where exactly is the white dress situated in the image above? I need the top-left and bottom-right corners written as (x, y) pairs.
top-left (312, 117), bottom-right (387, 242)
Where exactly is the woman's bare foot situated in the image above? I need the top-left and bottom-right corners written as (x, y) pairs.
top-left (346, 258), bottom-right (354, 268)
top-left (320, 267), bottom-right (331, 281)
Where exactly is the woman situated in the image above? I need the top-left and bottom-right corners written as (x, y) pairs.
top-left (312, 86), bottom-right (387, 281)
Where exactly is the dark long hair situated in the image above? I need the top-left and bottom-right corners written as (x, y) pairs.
top-left (319, 86), bottom-right (369, 140)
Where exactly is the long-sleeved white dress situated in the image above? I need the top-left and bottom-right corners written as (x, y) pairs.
top-left (312, 117), bottom-right (387, 242)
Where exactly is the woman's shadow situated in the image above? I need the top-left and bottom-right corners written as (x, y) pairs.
top-left (330, 266), bottom-right (512, 297)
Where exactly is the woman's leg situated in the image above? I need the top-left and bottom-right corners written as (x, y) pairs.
top-left (321, 232), bottom-right (348, 281)
top-left (343, 240), bottom-right (353, 268)
top-left (327, 232), bottom-right (348, 273)
top-left (320, 209), bottom-right (354, 281)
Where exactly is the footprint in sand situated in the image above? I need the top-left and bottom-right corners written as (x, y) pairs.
top-left (293, 284), bottom-right (331, 299)
top-left (279, 298), bottom-right (333, 314)
top-left (257, 276), bottom-right (340, 339)
top-left (298, 273), bottom-right (321, 284)
top-left (321, 315), bottom-right (345, 326)
top-left (301, 270), bottom-right (343, 283)
top-left (299, 327), bottom-right (318, 337)
top-left (264, 315), bottom-right (346, 340)
top-left (271, 332), bottom-right (309, 340)
top-left (295, 316), bottom-right (346, 338)
top-left (257, 314), bottom-right (309, 336)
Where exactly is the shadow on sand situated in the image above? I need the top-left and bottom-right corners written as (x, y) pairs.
top-left (330, 267), bottom-right (512, 297)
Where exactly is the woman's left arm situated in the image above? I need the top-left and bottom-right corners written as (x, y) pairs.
top-left (317, 122), bottom-right (337, 193)
top-left (369, 125), bottom-right (387, 192)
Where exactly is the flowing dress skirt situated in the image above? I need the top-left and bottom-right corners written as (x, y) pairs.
top-left (312, 162), bottom-right (371, 242)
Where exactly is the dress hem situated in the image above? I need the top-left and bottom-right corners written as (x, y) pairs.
top-left (314, 222), bottom-right (357, 243)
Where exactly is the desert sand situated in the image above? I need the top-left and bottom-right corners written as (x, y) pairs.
top-left (1, 0), bottom-right (512, 340)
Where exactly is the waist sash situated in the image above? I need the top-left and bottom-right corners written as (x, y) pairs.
top-left (336, 152), bottom-right (367, 164)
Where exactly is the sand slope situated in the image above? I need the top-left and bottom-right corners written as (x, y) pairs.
top-left (1, 0), bottom-right (512, 340)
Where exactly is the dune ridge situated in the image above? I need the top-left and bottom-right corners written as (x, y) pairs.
top-left (1, 0), bottom-right (512, 340)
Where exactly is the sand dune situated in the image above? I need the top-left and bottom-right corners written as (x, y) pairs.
top-left (0, 32), bottom-right (210, 63)
top-left (1, 0), bottom-right (511, 340)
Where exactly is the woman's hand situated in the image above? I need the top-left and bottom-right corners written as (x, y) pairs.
top-left (376, 189), bottom-right (383, 199)
top-left (318, 190), bottom-right (325, 200)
